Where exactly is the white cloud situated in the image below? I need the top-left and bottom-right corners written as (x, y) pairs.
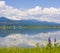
top-left (0, 1), bottom-right (5, 7)
top-left (0, 1), bottom-right (60, 23)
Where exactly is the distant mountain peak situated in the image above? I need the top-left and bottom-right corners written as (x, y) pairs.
top-left (0, 17), bottom-right (60, 26)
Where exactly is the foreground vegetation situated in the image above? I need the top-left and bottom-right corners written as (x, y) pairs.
top-left (0, 46), bottom-right (60, 53)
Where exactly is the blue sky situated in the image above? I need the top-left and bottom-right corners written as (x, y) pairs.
top-left (0, 0), bottom-right (60, 23)
top-left (5, 0), bottom-right (60, 9)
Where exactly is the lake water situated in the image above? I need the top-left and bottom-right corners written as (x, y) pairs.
top-left (0, 28), bottom-right (60, 47)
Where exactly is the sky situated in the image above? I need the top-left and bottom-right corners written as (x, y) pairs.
top-left (5, 0), bottom-right (60, 8)
top-left (0, 0), bottom-right (60, 23)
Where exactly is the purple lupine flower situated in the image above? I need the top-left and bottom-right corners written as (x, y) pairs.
top-left (48, 37), bottom-right (51, 44)
top-left (54, 38), bottom-right (56, 42)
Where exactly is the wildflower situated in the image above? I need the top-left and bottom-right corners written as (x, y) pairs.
top-left (54, 38), bottom-right (56, 43)
top-left (48, 37), bottom-right (51, 47)
top-left (48, 37), bottom-right (51, 44)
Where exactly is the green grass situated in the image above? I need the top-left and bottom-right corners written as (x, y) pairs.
top-left (0, 46), bottom-right (60, 53)
top-left (1, 25), bottom-right (60, 30)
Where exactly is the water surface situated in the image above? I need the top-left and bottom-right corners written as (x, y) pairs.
top-left (0, 28), bottom-right (60, 47)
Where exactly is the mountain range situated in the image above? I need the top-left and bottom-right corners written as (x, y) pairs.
top-left (0, 17), bottom-right (60, 26)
